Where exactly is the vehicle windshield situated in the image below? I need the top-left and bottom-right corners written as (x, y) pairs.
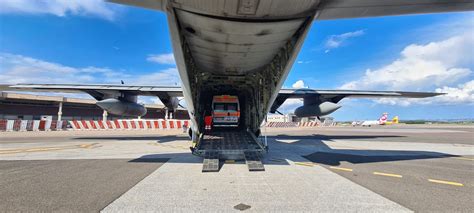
top-left (214, 103), bottom-right (225, 111)
top-left (213, 103), bottom-right (238, 112)
top-left (226, 103), bottom-right (238, 112)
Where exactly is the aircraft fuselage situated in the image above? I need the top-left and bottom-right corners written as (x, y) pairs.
top-left (165, 3), bottom-right (318, 139)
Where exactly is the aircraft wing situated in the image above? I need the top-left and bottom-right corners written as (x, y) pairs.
top-left (270, 89), bottom-right (443, 113)
top-left (0, 84), bottom-right (183, 98)
top-left (109, 0), bottom-right (474, 20)
top-left (0, 84), bottom-right (183, 110)
top-left (316, 0), bottom-right (474, 20)
top-left (0, 84), bottom-right (445, 114)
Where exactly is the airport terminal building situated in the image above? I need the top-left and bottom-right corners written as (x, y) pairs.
top-left (0, 92), bottom-right (189, 121)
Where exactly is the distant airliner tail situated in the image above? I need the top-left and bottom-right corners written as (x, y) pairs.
top-left (392, 116), bottom-right (399, 124)
top-left (379, 113), bottom-right (399, 125)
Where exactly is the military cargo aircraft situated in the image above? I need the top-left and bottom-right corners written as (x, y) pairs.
top-left (2, 0), bottom-right (472, 171)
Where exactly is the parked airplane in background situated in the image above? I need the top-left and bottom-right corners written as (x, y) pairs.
top-left (360, 113), bottom-right (399, 127)
top-left (1, 0), bottom-right (472, 171)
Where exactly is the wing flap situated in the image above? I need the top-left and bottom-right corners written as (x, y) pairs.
top-left (2, 84), bottom-right (183, 97)
top-left (271, 88), bottom-right (444, 112)
top-left (108, 0), bottom-right (165, 11)
top-left (1, 84), bottom-right (184, 110)
top-left (279, 89), bottom-right (442, 98)
top-left (316, 0), bottom-right (474, 20)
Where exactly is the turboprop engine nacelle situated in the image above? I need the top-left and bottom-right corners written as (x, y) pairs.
top-left (96, 98), bottom-right (147, 117)
top-left (294, 101), bottom-right (341, 117)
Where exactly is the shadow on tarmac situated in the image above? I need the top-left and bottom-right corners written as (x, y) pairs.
top-left (115, 133), bottom-right (456, 167)
top-left (303, 151), bottom-right (455, 166)
top-left (128, 158), bottom-right (169, 163)
top-left (267, 134), bottom-right (405, 141)
top-left (270, 134), bottom-right (456, 166)
top-left (128, 153), bottom-right (201, 164)
top-left (74, 135), bottom-right (189, 143)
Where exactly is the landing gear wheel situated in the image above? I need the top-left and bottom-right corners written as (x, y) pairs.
top-left (188, 128), bottom-right (193, 139)
top-left (254, 129), bottom-right (261, 137)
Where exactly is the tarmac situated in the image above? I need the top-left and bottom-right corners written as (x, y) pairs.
top-left (0, 125), bottom-right (473, 212)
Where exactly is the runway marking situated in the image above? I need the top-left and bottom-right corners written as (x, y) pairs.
top-left (329, 166), bottom-right (353, 172)
top-left (0, 143), bottom-right (97, 155)
top-left (79, 144), bottom-right (95, 149)
top-left (451, 156), bottom-right (474, 161)
top-left (147, 143), bottom-right (189, 150)
top-left (0, 150), bottom-right (27, 154)
top-left (428, 179), bottom-right (464, 187)
top-left (225, 160), bottom-right (235, 164)
top-left (269, 158), bottom-right (286, 162)
top-left (329, 145), bottom-right (365, 150)
top-left (295, 162), bottom-right (315, 167)
top-left (373, 172), bottom-right (403, 178)
top-left (26, 147), bottom-right (62, 152)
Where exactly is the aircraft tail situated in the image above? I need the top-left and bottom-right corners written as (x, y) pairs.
top-left (378, 113), bottom-right (388, 124)
top-left (392, 116), bottom-right (399, 124)
top-left (379, 113), bottom-right (399, 125)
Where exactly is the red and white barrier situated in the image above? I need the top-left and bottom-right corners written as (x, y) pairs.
top-left (0, 119), bottom-right (68, 132)
top-left (265, 122), bottom-right (299, 128)
top-left (1, 119), bottom-right (321, 131)
top-left (299, 121), bottom-right (319, 127)
top-left (0, 119), bottom-right (189, 132)
top-left (264, 121), bottom-right (320, 128)
top-left (67, 119), bottom-right (190, 131)
top-left (6, 120), bottom-right (15, 131)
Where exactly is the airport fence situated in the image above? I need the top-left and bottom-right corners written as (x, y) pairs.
top-left (264, 121), bottom-right (320, 127)
top-left (1, 119), bottom-right (330, 132)
top-left (0, 120), bottom-right (68, 131)
top-left (0, 119), bottom-right (190, 132)
top-left (68, 119), bottom-right (190, 131)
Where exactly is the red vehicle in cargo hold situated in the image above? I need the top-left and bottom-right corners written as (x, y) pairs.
top-left (212, 95), bottom-right (240, 127)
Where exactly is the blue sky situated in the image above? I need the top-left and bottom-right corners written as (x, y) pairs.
top-left (0, 1), bottom-right (473, 120)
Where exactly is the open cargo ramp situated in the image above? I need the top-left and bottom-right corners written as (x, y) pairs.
top-left (194, 129), bottom-right (267, 172)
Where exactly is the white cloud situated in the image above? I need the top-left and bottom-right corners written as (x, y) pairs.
top-left (292, 80), bottom-right (306, 88)
top-left (435, 80), bottom-right (474, 104)
top-left (339, 30), bottom-right (474, 106)
top-left (137, 96), bottom-right (164, 105)
top-left (275, 80), bottom-right (308, 113)
top-left (376, 80), bottom-right (474, 106)
top-left (0, 52), bottom-right (180, 86)
top-left (0, 0), bottom-right (116, 20)
top-left (0, 53), bottom-right (107, 84)
top-left (340, 33), bottom-right (474, 92)
top-left (325, 30), bottom-right (365, 51)
top-left (147, 53), bottom-right (175, 65)
top-left (0, 53), bottom-right (183, 103)
top-left (131, 68), bottom-right (181, 86)
top-left (278, 99), bottom-right (303, 114)
top-left (296, 60), bottom-right (312, 64)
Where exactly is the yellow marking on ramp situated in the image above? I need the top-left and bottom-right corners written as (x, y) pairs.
top-left (452, 157), bottom-right (474, 161)
top-left (330, 145), bottom-right (365, 150)
top-left (295, 162), bottom-right (315, 167)
top-left (225, 160), bottom-right (235, 164)
top-left (0, 150), bottom-right (23, 154)
top-left (428, 179), bottom-right (463, 186)
top-left (79, 144), bottom-right (95, 149)
top-left (0, 143), bottom-right (96, 155)
top-left (269, 158), bottom-right (286, 162)
top-left (373, 172), bottom-right (402, 178)
top-left (329, 166), bottom-right (353, 172)
top-left (26, 147), bottom-right (62, 152)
